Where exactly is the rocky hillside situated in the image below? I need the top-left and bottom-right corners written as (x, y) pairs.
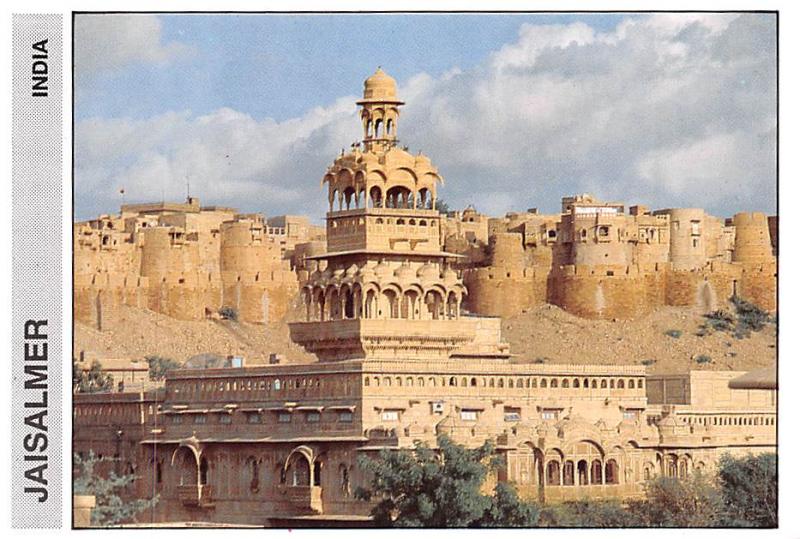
top-left (74, 302), bottom-right (776, 375)
top-left (502, 303), bottom-right (776, 374)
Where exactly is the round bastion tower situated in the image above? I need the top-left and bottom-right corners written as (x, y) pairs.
top-left (732, 212), bottom-right (773, 264)
top-left (289, 68), bottom-right (499, 362)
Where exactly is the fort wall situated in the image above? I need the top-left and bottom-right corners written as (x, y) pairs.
top-left (451, 197), bottom-right (777, 320)
top-left (75, 200), bottom-right (306, 326)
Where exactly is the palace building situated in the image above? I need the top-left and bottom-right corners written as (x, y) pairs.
top-left (73, 69), bottom-right (776, 527)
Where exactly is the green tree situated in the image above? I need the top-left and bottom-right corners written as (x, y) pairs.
top-left (433, 199), bottom-right (450, 214)
top-left (716, 453), bottom-right (777, 527)
top-left (73, 452), bottom-right (158, 526)
top-left (628, 474), bottom-right (721, 527)
top-left (73, 360), bottom-right (114, 393)
top-left (145, 355), bottom-right (181, 381)
top-left (355, 434), bottom-right (537, 527)
top-left (479, 482), bottom-right (539, 527)
top-left (538, 500), bottom-right (635, 527)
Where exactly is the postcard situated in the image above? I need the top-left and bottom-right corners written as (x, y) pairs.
top-left (5, 4), bottom-right (789, 534)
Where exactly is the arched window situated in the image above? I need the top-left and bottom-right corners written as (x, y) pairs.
top-left (577, 460), bottom-right (589, 486)
top-left (248, 456), bottom-right (260, 492)
top-left (562, 379), bottom-right (569, 388)
top-left (449, 377), bottom-right (457, 387)
top-left (546, 460), bottom-right (561, 486)
top-left (590, 459), bottom-right (602, 484)
top-left (369, 186), bottom-right (383, 208)
top-left (550, 378), bottom-right (558, 388)
top-left (339, 464), bottom-right (351, 496)
top-left (573, 378), bottom-right (580, 388)
top-left (563, 461), bottom-right (575, 486)
top-left (200, 457), bottom-right (209, 486)
top-left (605, 459), bottom-right (619, 484)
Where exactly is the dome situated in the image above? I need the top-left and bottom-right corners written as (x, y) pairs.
top-left (345, 264), bottom-right (359, 278)
top-left (357, 263), bottom-right (377, 282)
top-left (394, 262), bottom-right (416, 282)
top-left (374, 260), bottom-right (393, 280)
top-left (360, 68), bottom-right (402, 103)
top-left (443, 267), bottom-right (459, 284)
top-left (417, 262), bottom-right (440, 282)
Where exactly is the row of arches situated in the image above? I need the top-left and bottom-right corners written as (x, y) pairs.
top-left (303, 283), bottom-right (463, 321)
top-left (362, 375), bottom-right (643, 391)
top-left (545, 458), bottom-right (620, 486)
top-left (505, 442), bottom-right (629, 490)
top-left (169, 445), bottom-right (355, 497)
top-left (328, 185), bottom-right (437, 212)
top-left (364, 117), bottom-right (395, 139)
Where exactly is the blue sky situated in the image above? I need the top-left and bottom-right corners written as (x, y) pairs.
top-left (76, 13), bottom-right (632, 122)
top-left (74, 13), bottom-right (776, 221)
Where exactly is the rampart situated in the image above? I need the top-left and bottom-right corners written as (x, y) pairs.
top-left (74, 199), bottom-right (305, 326)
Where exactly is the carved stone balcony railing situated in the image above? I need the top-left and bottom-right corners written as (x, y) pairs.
top-left (281, 485), bottom-right (323, 514)
top-left (176, 484), bottom-right (213, 508)
top-left (289, 319), bottom-right (475, 361)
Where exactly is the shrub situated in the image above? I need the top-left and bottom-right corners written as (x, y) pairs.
top-left (665, 329), bottom-right (682, 338)
top-left (695, 354), bottom-right (712, 364)
top-left (74, 451), bottom-right (159, 526)
top-left (146, 355), bottom-right (181, 381)
top-left (628, 475), bottom-right (722, 527)
top-left (73, 361), bottom-right (114, 393)
top-left (732, 296), bottom-right (772, 334)
top-left (716, 453), bottom-right (777, 527)
top-left (704, 310), bottom-right (736, 332)
top-left (538, 500), bottom-right (635, 527)
top-left (218, 306), bottom-right (239, 321)
top-left (641, 359), bottom-right (656, 366)
top-left (533, 357), bottom-right (547, 364)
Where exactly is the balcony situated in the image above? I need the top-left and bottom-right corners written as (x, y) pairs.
top-left (282, 485), bottom-right (323, 514)
top-left (176, 484), bottom-right (214, 508)
top-left (289, 318), bottom-right (475, 361)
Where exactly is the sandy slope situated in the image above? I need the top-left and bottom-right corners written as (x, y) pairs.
top-left (74, 303), bottom-right (776, 375)
top-left (501, 304), bottom-right (776, 374)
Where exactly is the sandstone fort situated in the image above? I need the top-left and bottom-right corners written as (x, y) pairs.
top-left (73, 69), bottom-right (777, 526)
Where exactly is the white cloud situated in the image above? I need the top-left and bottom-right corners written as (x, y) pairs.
top-left (74, 15), bottom-right (191, 75)
top-left (75, 13), bottom-right (776, 221)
